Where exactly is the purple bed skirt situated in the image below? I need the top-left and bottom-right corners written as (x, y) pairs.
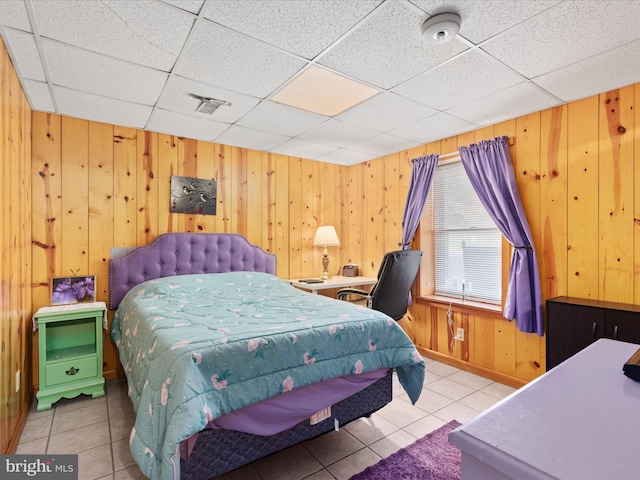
top-left (179, 369), bottom-right (394, 480)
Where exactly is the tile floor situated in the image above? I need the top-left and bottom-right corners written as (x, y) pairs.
top-left (16, 357), bottom-right (517, 480)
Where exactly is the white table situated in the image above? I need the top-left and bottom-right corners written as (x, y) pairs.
top-left (448, 338), bottom-right (640, 480)
top-left (288, 275), bottom-right (376, 294)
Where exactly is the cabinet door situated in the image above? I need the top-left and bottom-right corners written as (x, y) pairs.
top-left (547, 301), bottom-right (605, 370)
top-left (605, 311), bottom-right (640, 344)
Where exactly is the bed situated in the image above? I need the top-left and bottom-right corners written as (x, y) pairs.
top-left (109, 233), bottom-right (425, 480)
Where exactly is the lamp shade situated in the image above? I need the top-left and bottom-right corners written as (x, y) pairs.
top-left (313, 226), bottom-right (340, 247)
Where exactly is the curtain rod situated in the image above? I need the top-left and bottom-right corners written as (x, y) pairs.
top-left (436, 136), bottom-right (515, 162)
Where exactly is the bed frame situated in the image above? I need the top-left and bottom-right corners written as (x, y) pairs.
top-left (108, 232), bottom-right (393, 480)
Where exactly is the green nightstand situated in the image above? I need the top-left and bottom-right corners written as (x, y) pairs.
top-left (34, 302), bottom-right (106, 411)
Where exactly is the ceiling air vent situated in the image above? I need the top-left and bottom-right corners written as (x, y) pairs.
top-left (190, 94), bottom-right (232, 114)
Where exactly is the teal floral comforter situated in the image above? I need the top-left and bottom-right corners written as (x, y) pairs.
top-left (111, 272), bottom-right (425, 480)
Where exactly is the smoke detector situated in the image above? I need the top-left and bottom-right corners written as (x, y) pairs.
top-left (421, 12), bottom-right (461, 44)
top-left (190, 94), bottom-right (232, 114)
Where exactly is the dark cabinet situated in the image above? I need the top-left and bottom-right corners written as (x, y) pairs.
top-left (546, 296), bottom-right (640, 370)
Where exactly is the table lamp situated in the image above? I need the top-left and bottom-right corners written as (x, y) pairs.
top-left (313, 226), bottom-right (340, 280)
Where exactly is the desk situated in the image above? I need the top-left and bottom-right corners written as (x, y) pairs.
top-left (448, 338), bottom-right (640, 480)
top-left (289, 275), bottom-right (376, 294)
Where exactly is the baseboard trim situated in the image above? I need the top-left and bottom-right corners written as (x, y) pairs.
top-left (6, 387), bottom-right (34, 454)
top-left (417, 347), bottom-right (528, 389)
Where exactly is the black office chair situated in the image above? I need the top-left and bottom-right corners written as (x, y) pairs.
top-left (337, 250), bottom-right (422, 321)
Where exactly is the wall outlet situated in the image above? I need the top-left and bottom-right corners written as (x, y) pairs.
top-left (455, 328), bottom-right (465, 342)
top-left (15, 369), bottom-right (20, 392)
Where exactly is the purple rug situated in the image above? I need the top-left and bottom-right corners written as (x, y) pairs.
top-left (350, 420), bottom-right (461, 480)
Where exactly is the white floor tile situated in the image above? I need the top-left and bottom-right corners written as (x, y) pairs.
top-left (19, 361), bottom-right (512, 480)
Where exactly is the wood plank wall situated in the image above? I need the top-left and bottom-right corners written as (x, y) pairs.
top-left (0, 37), bottom-right (32, 454)
top-left (406, 85), bottom-right (639, 386)
top-left (28, 83), bottom-right (640, 391)
top-left (30, 114), bottom-right (361, 382)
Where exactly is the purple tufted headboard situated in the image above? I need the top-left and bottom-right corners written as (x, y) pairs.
top-left (108, 233), bottom-right (277, 310)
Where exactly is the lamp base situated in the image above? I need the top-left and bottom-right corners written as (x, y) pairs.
top-left (321, 252), bottom-right (331, 280)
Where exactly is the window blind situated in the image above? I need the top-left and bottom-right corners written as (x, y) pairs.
top-left (432, 161), bottom-right (502, 304)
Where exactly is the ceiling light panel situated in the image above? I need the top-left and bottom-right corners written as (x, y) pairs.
top-left (204, 0), bottom-right (382, 59)
top-left (271, 66), bottom-right (379, 117)
top-left (31, 0), bottom-right (195, 71)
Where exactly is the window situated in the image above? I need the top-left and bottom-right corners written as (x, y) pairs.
top-left (422, 160), bottom-right (502, 305)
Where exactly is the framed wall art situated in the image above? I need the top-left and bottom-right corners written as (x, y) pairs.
top-left (51, 276), bottom-right (96, 305)
top-left (171, 175), bottom-right (217, 215)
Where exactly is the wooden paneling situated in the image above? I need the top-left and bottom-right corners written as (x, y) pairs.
top-left (1, 37), bottom-right (32, 454)
top-left (29, 116), bottom-right (348, 383)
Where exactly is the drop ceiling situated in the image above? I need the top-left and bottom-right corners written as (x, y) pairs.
top-left (2, 0), bottom-right (640, 166)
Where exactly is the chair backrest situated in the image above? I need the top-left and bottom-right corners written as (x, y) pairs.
top-left (369, 250), bottom-right (423, 321)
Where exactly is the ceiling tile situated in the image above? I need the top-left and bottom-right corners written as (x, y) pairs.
top-left (176, 19), bottom-right (307, 98)
top-left (0, 0), bottom-right (31, 31)
top-left (409, 0), bottom-right (561, 44)
top-left (446, 82), bottom-right (560, 126)
top-left (161, 0), bottom-right (205, 14)
top-left (317, 148), bottom-right (377, 166)
top-left (236, 100), bottom-right (328, 137)
top-left (22, 79), bottom-right (55, 112)
top-left (214, 125), bottom-right (290, 152)
top-left (204, 0), bottom-right (382, 59)
top-left (319, 0), bottom-right (467, 89)
top-left (156, 75), bottom-right (260, 123)
top-left (534, 39), bottom-right (640, 102)
top-left (392, 50), bottom-right (523, 110)
top-left (336, 91), bottom-right (437, 132)
top-left (348, 133), bottom-right (420, 156)
top-left (146, 108), bottom-right (229, 141)
top-left (390, 112), bottom-right (478, 144)
top-left (297, 119), bottom-right (379, 148)
top-left (53, 85), bottom-right (153, 128)
top-left (482, 0), bottom-right (640, 78)
top-left (3, 28), bottom-right (45, 81)
top-left (31, 0), bottom-right (195, 71)
top-left (270, 138), bottom-right (337, 159)
top-left (42, 39), bottom-right (168, 105)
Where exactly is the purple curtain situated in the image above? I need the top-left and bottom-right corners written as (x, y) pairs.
top-left (401, 154), bottom-right (439, 249)
top-left (458, 136), bottom-right (543, 336)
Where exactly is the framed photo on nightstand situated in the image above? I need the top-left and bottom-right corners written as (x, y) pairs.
top-left (51, 275), bottom-right (96, 305)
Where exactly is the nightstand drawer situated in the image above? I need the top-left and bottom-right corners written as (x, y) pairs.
top-left (45, 356), bottom-right (98, 387)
